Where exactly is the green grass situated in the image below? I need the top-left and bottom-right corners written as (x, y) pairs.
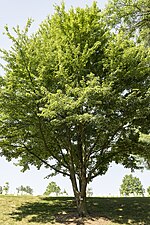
top-left (0, 195), bottom-right (150, 224)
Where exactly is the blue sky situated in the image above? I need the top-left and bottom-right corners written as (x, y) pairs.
top-left (0, 0), bottom-right (150, 196)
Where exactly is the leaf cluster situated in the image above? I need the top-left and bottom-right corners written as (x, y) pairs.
top-left (104, 0), bottom-right (150, 45)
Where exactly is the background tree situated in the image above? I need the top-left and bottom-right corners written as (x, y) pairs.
top-left (0, 186), bottom-right (2, 194)
top-left (62, 189), bottom-right (68, 196)
top-left (25, 185), bottom-right (33, 195)
top-left (147, 186), bottom-right (150, 196)
top-left (3, 182), bottom-right (9, 195)
top-left (86, 187), bottom-right (93, 197)
top-left (120, 174), bottom-right (145, 196)
top-left (16, 186), bottom-right (23, 195)
top-left (44, 182), bottom-right (61, 196)
top-left (16, 185), bottom-right (33, 195)
top-left (0, 3), bottom-right (149, 216)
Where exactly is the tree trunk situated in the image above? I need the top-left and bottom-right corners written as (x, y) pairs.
top-left (68, 124), bottom-right (88, 216)
top-left (77, 193), bottom-right (87, 217)
top-left (70, 173), bottom-right (88, 217)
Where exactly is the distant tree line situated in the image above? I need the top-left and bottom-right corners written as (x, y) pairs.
top-left (16, 185), bottom-right (33, 195)
top-left (0, 178), bottom-right (150, 196)
top-left (0, 182), bottom-right (33, 195)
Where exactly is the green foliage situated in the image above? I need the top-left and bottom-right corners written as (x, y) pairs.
top-left (0, 186), bottom-right (2, 194)
top-left (120, 174), bottom-right (145, 196)
top-left (44, 182), bottom-right (61, 196)
top-left (107, 0), bottom-right (149, 25)
top-left (147, 186), bottom-right (150, 196)
top-left (104, 0), bottom-right (150, 46)
top-left (16, 185), bottom-right (33, 195)
top-left (0, 2), bottom-right (149, 215)
top-left (3, 182), bottom-right (9, 195)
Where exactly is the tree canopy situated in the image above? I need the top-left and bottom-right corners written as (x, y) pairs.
top-left (120, 174), bottom-right (145, 196)
top-left (44, 181), bottom-right (61, 196)
top-left (0, 2), bottom-right (150, 215)
top-left (105, 0), bottom-right (150, 44)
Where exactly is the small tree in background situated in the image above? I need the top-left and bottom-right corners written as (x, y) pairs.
top-left (147, 186), bottom-right (150, 196)
top-left (44, 182), bottom-right (61, 196)
top-left (120, 174), bottom-right (145, 196)
top-left (3, 182), bottom-right (9, 195)
top-left (16, 185), bottom-right (33, 195)
top-left (16, 185), bottom-right (24, 195)
top-left (25, 186), bottom-right (33, 195)
top-left (0, 186), bottom-right (2, 194)
top-left (86, 187), bottom-right (93, 197)
top-left (62, 189), bottom-right (68, 196)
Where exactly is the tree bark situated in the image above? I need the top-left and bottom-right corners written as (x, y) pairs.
top-left (70, 171), bottom-right (88, 217)
top-left (68, 124), bottom-right (88, 216)
top-left (78, 177), bottom-right (88, 217)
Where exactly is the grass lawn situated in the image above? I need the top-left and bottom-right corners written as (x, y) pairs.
top-left (0, 195), bottom-right (149, 225)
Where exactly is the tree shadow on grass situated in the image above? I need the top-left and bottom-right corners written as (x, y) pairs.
top-left (10, 197), bottom-right (81, 224)
top-left (87, 197), bottom-right (150, 225)
top-left (10, 197), bottom-right (150, 224)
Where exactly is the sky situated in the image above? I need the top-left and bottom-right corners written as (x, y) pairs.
top-left (0, 0), bottom-right (150, 196)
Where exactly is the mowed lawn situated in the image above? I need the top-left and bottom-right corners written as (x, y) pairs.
top-left (0, 195), bottom-right (150, 225)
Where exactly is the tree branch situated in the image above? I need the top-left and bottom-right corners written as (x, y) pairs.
top-left (22, 143), bottom-right (70, 177)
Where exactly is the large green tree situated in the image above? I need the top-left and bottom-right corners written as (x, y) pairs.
top-left (0, 3), bottom-right (149, 216)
